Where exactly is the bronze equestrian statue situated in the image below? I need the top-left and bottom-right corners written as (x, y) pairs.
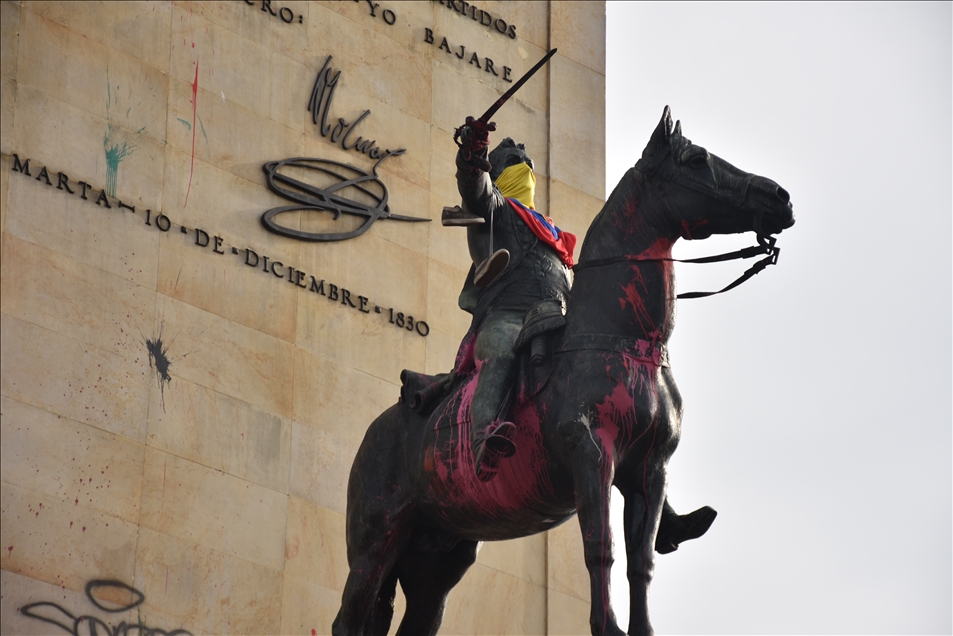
top-left (333, 107), bottom-right (794, 635)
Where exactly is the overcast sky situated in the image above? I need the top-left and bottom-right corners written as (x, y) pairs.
top-left (604, 3), bottom-right (952, 634)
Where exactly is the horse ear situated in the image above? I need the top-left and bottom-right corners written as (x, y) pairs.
top-left (642, 106), bottom-right (673, 163)
top-left (673, 120), bottom-right (682, 138)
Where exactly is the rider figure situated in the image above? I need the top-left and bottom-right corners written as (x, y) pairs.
top-left (445, 123), bottom-right (576, 479)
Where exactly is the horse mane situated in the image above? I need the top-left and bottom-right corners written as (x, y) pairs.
top-left (577, 166), bottom-right (649, 264)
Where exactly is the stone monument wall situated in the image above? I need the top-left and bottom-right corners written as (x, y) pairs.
top-left (0, 2), bottom-right (605, 633)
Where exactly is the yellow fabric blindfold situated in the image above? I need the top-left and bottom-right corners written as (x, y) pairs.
top-left (495, 162), bottom-right (536, 210)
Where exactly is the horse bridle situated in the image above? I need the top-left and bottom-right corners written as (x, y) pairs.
top-left (572, 149), bottom-right (781, 299)
top-left (572, 229), bottom-right (778, 299)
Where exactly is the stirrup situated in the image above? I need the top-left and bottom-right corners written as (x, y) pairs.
top-left (441, 205), bottom-right (485, 227)
top-left (473, 422), bottom-right (517, 481)
top-left (474, 249), bottom-right (510, 287)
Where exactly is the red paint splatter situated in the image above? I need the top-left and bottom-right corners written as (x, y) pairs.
top-left (6, 546), bottom-right (12, 556)
top-left (312, 631), bottom-right (317, 636)
top-left (184, 60), bottom-right (200, 207)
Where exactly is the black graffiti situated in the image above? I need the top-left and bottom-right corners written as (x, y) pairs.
top-left (20, 579), bottom-right (192, 636)
top-left (260, 157), bottom-right (429, 242)
top-left (146, 335), bottom-right (173, 410)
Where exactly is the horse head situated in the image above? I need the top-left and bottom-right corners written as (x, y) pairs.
top-left (635, 105), bottom-right (795, 241)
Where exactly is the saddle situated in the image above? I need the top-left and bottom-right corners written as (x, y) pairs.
top-left (398, 370), bottom-right (456, 414)
top-left (399, 298), bottom-right (567, 416)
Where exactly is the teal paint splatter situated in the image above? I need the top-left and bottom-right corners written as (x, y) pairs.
top-left (103, 68), bottom-right (137, 197)
top-left (177, 118), bottom-right (192, 131)
top-left (197, 115), bottom-right (208, 144)
top-left (103, 125), bottom-right (133, 198)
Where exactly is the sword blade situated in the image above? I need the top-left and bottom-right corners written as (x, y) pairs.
top-left (478, 48), bottom-right (557, 124)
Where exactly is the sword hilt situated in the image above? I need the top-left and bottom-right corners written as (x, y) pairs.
top-left (453, 117), bottom-right (496, 172)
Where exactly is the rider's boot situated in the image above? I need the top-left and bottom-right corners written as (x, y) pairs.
top-left (655, 499), bottom-right (717, 554)
top-left (470, 357), bottom-right (517, 480)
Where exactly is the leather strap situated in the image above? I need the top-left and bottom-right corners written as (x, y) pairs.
top-left (557, 334), bottom-right (669, 367)
top-left (572, 235), bottom-right (779, 300)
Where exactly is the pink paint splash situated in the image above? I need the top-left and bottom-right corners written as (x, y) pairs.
top-left (184, 60), bottom-right (199, 207)
top-left (427, 373), bottom-right (549, 516)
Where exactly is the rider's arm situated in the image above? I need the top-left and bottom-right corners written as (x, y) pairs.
top-left (456, 147), bottom-right (507, 221)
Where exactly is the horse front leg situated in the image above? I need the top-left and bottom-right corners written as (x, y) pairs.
top-left (618, 468), bottom-right (667, 636)
top-left (569, 426), bottom-right (625, 636)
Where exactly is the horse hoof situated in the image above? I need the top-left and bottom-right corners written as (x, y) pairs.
top-left (655, 506), bottom-right (717, 554)
top-left (656, 538), bottom-right (679, 554)
top-left (681, 506), bottom-right (717, 541)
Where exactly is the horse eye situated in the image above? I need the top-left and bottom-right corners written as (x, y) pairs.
top-left (688, 155), bottom-right (708, 169)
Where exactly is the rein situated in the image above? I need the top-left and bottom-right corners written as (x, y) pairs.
top-left (577, 135), bottom-right (784, 299)
top-left (572, 232), bottom-right (780, 300)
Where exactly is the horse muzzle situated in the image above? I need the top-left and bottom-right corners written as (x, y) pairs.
top-left (748, 176), bottom-right (795, 234)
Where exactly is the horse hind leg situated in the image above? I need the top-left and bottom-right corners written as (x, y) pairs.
top-left (333, 551), bottom-right (400, 636)
top-left (366, 570), bottom-right (399, 635)
top-left (332, 508), bottom-right (413, 635)
top-left (334, 404), bottom-right (414, 635)
top-left (393, 537), bottom-right (479, 636)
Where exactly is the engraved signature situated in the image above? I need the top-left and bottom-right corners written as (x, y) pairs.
top-left (260, 156), bottom-right (429, 242)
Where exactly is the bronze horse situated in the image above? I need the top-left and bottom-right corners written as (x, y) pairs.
top-left (333, 107), bottom-right (795, 636)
